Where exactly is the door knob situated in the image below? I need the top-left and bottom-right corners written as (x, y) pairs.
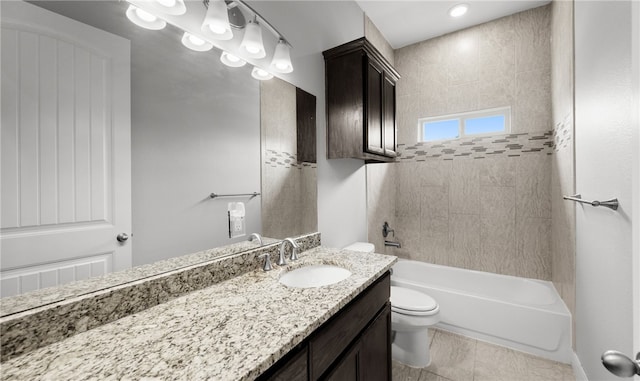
top-left (602, 350), bottom-right (640, 377)
top-left (116, 233), bottom-right (129, 243)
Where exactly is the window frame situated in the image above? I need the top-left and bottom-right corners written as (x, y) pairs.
top-left (418, 106), bottom-right (512, 143)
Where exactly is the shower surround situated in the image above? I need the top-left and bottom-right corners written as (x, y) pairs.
top-left (366, 1), bottom-right (577, 346)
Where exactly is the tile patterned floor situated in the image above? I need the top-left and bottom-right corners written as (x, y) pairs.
top-left (392, 329), bottom-right (575, 381)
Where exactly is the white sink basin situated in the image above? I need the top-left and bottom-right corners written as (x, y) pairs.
top-left (279, 264), bottom-right (351, 288)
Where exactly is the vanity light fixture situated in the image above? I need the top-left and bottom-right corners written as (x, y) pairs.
top-left (153, 0), bottom-right (186, 15)
top-left (449, 3), bottom-right (468, 18)
top-left (220, 51), bottom-right (247, 67)
top-left (125, 4), bottom-right (167, 30)
top-left (181, 32), bottom-right (214, 51)
top-left (270, 39), bottom-right (293, 73)
top-left (240, 18), bottom-right (266, 58)
top-left (251, 67), bottom-right (273, 81)
top-left (124, 0), bottom-right (292, 80)
top-left (201, 0), bottom-right (233, 40)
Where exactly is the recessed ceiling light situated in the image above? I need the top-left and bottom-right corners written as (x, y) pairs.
top-left (449, 3), bottom-right (468, 18)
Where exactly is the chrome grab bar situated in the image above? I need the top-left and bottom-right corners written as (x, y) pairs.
top-left (210, 192), bottom-right (260, 199)
top-left (563, 194), bottom-right (619, 211)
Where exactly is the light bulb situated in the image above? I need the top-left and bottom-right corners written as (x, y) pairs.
top-left (181, 32), bottom-right (213, 52)
top-left (126, 5), bottom-right (166, 30)
top-left (208, 23), bottom-right (226, 35)
top-left (156, 0), bottom-right (176, 7)
top-left (246, 46), bottom-right (260, 54)
top-left (251, 67), bottom-right (273, 80)
top-left (220, 52), bottom-right (246, 67)
top-left (188, 35), bottom-right (206, 46)
top-left (136, 8), bottom-right (157, 22)
top-left (449, 4), bottom-right (468, 18)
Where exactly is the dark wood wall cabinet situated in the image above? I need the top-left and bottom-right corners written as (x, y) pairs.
top-left (257, 273), bottom-right (391, 381)
top-left (323, 38), bottom-right (400, 162)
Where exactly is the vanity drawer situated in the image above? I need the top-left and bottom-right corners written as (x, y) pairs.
top-left (309, 272), bottom-right (390, 379)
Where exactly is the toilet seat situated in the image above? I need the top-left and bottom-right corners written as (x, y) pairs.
top-left (391, 286), bottom-right (439, 316)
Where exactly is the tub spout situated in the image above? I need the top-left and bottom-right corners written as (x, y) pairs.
top-left (385, 240), bottom-right (401, 248)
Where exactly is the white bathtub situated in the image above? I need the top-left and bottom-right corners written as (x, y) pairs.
top-left (391, 260), bottom-right (572, 364)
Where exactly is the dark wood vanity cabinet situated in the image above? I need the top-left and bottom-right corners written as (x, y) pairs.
top-left (323, 38), bottom-right (400, 162)
top-left (259, 273), bottom-right (391, 381)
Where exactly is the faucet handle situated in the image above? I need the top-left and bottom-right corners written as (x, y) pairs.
top-left (290, 246), bottom-right (299, 261)
top-left (258, 253), bottom-right (273, 271)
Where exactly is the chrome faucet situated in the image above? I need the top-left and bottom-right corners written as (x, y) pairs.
top-left (278, 238), bottom-right (300, 266)
top-left (248, 233), bottom-right (263, 246)
top-left (384, 240), bottom-right (401, 248)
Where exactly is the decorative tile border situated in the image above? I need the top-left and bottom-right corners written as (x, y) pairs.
top-left (0, 232), bottom-right (321, 362)
top-left (397, 131), bottom-right (554, 161)
top-left (553, 113), bottom-right (573, 152)
top-left (264, 149), bottom-right (317, 169)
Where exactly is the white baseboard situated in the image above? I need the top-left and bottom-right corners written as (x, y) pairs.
top-left (572, 351), bottom-right (588, 381)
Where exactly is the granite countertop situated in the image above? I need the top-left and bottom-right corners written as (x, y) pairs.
top-left (1, 247), bottom-right (396, 380)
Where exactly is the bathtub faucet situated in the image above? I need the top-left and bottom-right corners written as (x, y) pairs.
top-left (384, 240), bottom-right (401, 248)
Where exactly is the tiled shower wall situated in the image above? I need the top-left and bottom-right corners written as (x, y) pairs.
top-left (550, 0), bottom-right (575, 346)
top-left (260, 79), bottom-right (317, 239)
top-left (369, 5), bottom-right (554, 280)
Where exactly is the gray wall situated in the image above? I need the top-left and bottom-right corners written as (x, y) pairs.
top-left (131, 32), bottom-right (261, 266)
top-left (575, 1), bottom-right (636, 379)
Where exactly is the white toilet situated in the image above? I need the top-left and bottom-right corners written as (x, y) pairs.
top-left (344, 242), bottom-right (441, 368)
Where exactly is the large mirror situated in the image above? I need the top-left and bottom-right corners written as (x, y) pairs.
top-left (0, 0), bottom-right (317, 309)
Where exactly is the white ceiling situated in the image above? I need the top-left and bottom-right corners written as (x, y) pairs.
top-left (355, 0), bottom-right (551, 49)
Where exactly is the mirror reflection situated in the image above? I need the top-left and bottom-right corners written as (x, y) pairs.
top-left (0, 0), bottom-right (317, 308)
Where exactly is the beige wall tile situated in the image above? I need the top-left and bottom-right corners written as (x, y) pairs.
top-left (479, 156), bottom-right (516, 187)
top-left (396, 162), bottom-right (423, 218)
top-left (449, 213), bottom-right (480, 270)
top-left (446, 29), bottom-right (480, 87)
top-left (515, 5), bottom-right (551, 75)
top-left (421, 160), bottom-right (452, 188)
top-left (514, 69), bottom-right (552, 133)
top-left (394, 214), bottom-right (422, 260)
top-left (516, 217), bottom-right (552, 280)
top-left (516, 155), bottom-right (551, 219)
top-left (445, 82), bottom-right (479, 114)
top-left (450, 160), bottom-right (480, 214)
top-left (419, 215), bottom-right (450, 266)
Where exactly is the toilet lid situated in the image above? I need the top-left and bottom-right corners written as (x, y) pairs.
top-left (390, 286), bottom-right (438, 313)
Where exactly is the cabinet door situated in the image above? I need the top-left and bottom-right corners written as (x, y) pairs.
top-left (260, 345), bottom-right (308, 381)
top-left (382, 75), bottom-right (397, 157)
top-left (365, 58), bottom-right (384, 155)
top-left (325, 343), bottom-right (360, 381)
top-left (360, 304), bottom-right (391, 381)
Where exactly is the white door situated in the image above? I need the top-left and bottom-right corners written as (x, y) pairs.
top-left (0, 1), bottom-right (131, 297)
top-left (574, 1), bottom-right (639, 380)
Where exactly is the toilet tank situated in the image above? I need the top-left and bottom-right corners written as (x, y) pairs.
top-left (343, 242), bottom-right (375, 253)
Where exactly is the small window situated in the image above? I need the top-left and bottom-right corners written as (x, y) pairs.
top-left (419, 107), bottom-right (511, 142)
